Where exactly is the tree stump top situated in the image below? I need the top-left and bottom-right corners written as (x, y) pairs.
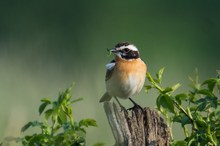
top-left (104, 102), bottom-right (170, 146)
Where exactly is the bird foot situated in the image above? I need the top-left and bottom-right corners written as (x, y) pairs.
top-left (128, 98), bottom-right (143, 111)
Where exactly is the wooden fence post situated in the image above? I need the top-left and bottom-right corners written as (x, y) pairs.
top-left (103, 102), bottom-right (170, 146)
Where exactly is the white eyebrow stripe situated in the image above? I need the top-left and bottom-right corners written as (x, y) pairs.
top-left (119, 44), bottom-right (138, 51)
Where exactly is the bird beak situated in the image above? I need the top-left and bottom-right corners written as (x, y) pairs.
top-left (107, 48), bottom-right (118, 56)
top-left (109, 48), bottom-right (118, 53)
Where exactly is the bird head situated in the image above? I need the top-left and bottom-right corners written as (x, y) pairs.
top-left (109, 42), bottom-right (140, 60)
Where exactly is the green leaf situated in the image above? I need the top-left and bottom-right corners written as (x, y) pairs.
top-left (195, 96), bottom-right (218, 111)
top-left (145, 85), bottom-right (152, 92)
top-left (156, 95), bottom-right (162, 111)
top-left (21, 122), bottom-right (32, 132)
top-left (79, 119), bottom-right (97, 127)
top-left (181, 115), bottom-right (191, 127)
top-left (187, 137), bottom-right (195, 146)
top-left (58, 93), bottom-right (64, 104)
top-left (175, 94), bottom-right (188, 104)
top-left (61, 104), bottom-right (68, 113)
top-left (32, 120), bottom-right (43, 127)
top-left (158, 95), bottom-right (175, 113)
top-left (72, 97), bottom-right (83, 103)
top-left (45, 109), bottom-right (53, 120)
top-left (24, 135), bottom-right (32, 141)
top-left (58, 109), bottom-right (67, 124)
top-left (188, 69), bottom-right (200, 90)
top-left (40, 98), bottom-right (51, 104)
top-left (172, 83), bottom-right (181, 91)
top-left (195, 98), bottom-right (208, 111)
top-left (162, 87), bottom-right (173, 94)
top-left (67, 107), bottom-right (72, 115)
top-left (52, 101), bottom-right (58, 108)
top-left (160, 84), bottom-right (180, 94)
top-left (52, 107), bottom-right (59, 122)
top-left (207, 96), bottom-right (218, 109)
top-left (64, 93), bottom-right (71, 101)
top-left (65, 86), bottom-right (73, 94)
top-left (213, 110), bottom-right (220, 117)
top-left (195, 115), bottom-right (207, 128)
top-left (27, 134), bottom-right (48, 145)
top-left (189, 106), bottom-right (197, 111)
top-left (52, 125), bottom-right (61, 134)
top-left (156, 67), bottom-right (165, 84)
top-left (197, 89), bottom-right (213, 97)
top-left (202, 78), bottom-right (217, 92)
top-left (39, 102), bottom-right (49, 115)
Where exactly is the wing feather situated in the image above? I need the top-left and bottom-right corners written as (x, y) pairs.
top-left (105, 60), bottom-right (115, 81)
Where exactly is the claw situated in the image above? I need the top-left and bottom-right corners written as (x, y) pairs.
top-left (128, 98), bottom-right (143, 111)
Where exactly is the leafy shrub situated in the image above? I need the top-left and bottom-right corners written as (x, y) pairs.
top-left (1, 86), bottom-right (103, 146)
top-left (146, 68), bottom-right (220, 146)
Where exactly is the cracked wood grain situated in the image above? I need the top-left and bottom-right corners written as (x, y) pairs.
top-left (104, 102), bottom-right (170, 146)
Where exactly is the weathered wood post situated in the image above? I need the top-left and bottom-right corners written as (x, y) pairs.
top-left (103, 102), bottom-right (170, 146)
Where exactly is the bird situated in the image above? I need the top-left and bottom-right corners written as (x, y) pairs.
top-left (99, 42), bottom-right (147, 107)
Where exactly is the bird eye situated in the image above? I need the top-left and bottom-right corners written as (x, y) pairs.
top-left (124, 48), bottom-right (130, 52)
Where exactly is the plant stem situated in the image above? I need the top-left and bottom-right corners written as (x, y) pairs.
top-left (173, 100), bottom-right (197, 131)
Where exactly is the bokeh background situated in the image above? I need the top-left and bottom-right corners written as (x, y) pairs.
top-left (0, 0), bottom-right (219, 145)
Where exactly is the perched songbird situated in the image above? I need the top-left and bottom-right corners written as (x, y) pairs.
top-left (100, 42), bottom-right (147, 105)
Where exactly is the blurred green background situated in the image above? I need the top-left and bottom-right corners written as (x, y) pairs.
top-left (0, 0), bottom-right (219, 145)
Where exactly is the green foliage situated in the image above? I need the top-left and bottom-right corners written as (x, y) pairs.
top-left (1, 86), bottom-right (101, 146)
top-left (146, 68), bottom-right (220, 146)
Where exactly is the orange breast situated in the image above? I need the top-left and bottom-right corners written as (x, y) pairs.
top-left (115, 57), bottom-right (147, 81)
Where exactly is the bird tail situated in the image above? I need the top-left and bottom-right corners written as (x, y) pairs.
top-left (99, 92), bottom-right (112, 102)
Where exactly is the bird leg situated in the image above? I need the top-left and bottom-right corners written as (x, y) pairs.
top-left (128, 98), bottom-right (143, 111)
top-left (114, 97), bottom-right (126, 111)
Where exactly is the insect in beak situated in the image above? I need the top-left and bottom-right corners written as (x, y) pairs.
top-left (107, 48), bottom-right (112, 56)
top-left (107, 48), bottom-right (117, 56)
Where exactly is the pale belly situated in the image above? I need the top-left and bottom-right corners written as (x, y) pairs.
top-left (106, 73), bottom-right (145, 99)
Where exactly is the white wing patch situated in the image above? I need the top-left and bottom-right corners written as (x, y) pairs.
top-left (105, 62), bottom-right (115, 70)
